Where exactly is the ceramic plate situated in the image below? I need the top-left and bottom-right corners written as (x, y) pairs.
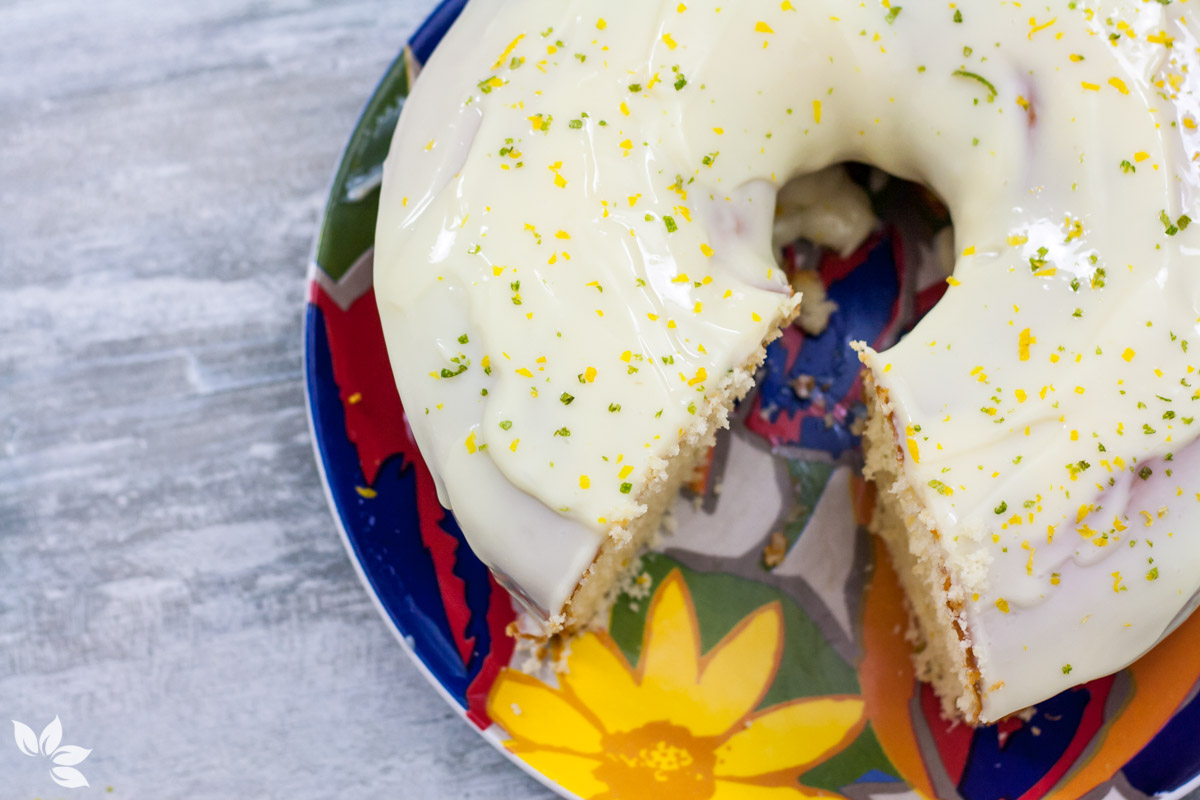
top-left (305, 3), bottom-right (1200, 798)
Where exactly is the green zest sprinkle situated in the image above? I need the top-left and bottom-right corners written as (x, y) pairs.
top-left (1120, 159), bottom-right (1136, 174)
top-left (674, 75), bottom-right (688, 91)
top-left (628, 82), bottom-right (642, 93)
top-left (500, 420), bottom-right (512, 430)
top-left (1062, 664), bottom-right (1072, 675)
top-left (1139, 466), bottom-right (1153, 479)
top-left (1029, 246), bottom-right (1048, 271)
top-left (620, 482), bottom-right (633, 494)
top-left (553, 427), bottom-right (571, 437)
top-left (702, 151), bottom-right (719, 167)
top-left (885, 6), bottom-right (902, 24)
top-left (994, 501), bottom-right (1008, 514)
top-left (608, 403), bottom-right (621, 412)
top-left (664, 216), bottom-right (678, 233)
top-left (953, 9), bottom-right (963, 22)
top-left (1162, 210), bottom-right (1182, 236)
top-left (928, 479), bottom-right (953, 496)
top-left (952, 69), bottom-right (997, 101)
top-left (1148, 566), bottom-right (1160, 580)
top-left (560, 392), bottom-right (575, 405)
top-left (568, 119), bottom-right (583, 129)
top-left (440, 365), bottom-right (467, 378)
top-left (458, 334), bottom-right (469, 344)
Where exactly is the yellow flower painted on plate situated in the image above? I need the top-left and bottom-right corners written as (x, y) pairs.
top-left (487, 570), bottom-right (866, 799)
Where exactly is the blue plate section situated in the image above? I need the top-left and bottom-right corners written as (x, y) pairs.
top-left (306, 303), bottom-right (496, 705)
top-left (410, 0), bottom-right (468, 65)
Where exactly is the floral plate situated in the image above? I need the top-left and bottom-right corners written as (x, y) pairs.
top-left (305, 3), bottom-right (1200, 798)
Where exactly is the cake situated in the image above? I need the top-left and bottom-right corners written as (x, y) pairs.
top-left (375, 0), bottom-right (1200, 723)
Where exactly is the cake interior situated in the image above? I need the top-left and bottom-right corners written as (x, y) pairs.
top-left (555, 301), bottom-right (798, 634)
top-left (861, 374), bottom-right (983, 722)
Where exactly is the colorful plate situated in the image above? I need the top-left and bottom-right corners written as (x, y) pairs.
top-left (305, 3), bottom-right (1200, 798)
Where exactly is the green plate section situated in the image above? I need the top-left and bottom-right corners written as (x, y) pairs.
top-left (315, 52), bottom-right (411, 282)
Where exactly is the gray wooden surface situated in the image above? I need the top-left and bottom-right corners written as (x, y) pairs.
top-left (0, 0), bottom-right (558, 796)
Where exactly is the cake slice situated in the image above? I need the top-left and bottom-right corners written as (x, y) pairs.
top-left (372, 0), bottom-right (798, 632)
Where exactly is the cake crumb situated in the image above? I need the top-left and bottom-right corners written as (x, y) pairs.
top-left (762, 531), bottom-right (789, 568)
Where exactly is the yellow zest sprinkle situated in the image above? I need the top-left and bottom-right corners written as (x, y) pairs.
top-left (619, 465), bottom-right (633, 479)
top-left (491, 34), bottom-right (526, 70)
top-left (1028, 16), bottom-right (1056, 39)
top-left (620, 101), bottom-right (630, 117)
top-left (688, 367), bottom-right (708, 386)
top-left (1108, 77), bottom-right (1130, 95)
top-left (662, 33), bottom-right (678, 49)
top-left (579, 475), bottom-right (590, 489)
top-left (813, 100), bottom-right (822, 124)
top-left (996, 598), bottom-right (1010, 613)
top-left (1007, 234), bottom-right (1028, 246)
top-left (465, 432), bottom-right (477, 454)
top-left (755, 21), bottom-right (774, 33)
top-left (667, 319), bottom-right (677, 329)
top-left (355, 486), bottom-right (377, 499)
top-left (1112, 571), bottom-right (1123, 592)
top-left (1048, 525), bottom-right (1056, 543)
top-left (619, 138), bottom-right (633, 153)
top-left (751, 312), bottom-right (762, 322)
top-left (1074, 386), bottom-right (1085, 395)
top-left (694, 301), bottom-right (703, 313)
top-left (510, 439), bottom-right (519, 452)
top-left (700, 243), bottom-right (715, 257)
top-left (620, 350), bottom-right (632, 363)
top-left (584, 366), bottom-right (597, 382)
top-left (1135, 151), bottom-right (1149, 162)
top-left (348, 392), bottom-right (363, 405)
top-left (946, 276), bottom-right (961, 287)
top-left (962, 245), bottom-right (976, 256)
top-left (1015, 388), bottom-right (1027, 402)
top-left (596, 17), bottom-right (607, 29)
top-left (515, 367), bottom-right (533, 377)
top-left (906, 437), bottom-right (920, 464)
top-left (1081, 81), bottom-right (1100, 92)
top-left (1018, 327), bottom-right (1036, 361)
top-left (712, 127), bottom-right (724, 135)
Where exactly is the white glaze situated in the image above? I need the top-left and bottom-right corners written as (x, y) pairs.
top-left (376, 0), bottom-right (1200, 719)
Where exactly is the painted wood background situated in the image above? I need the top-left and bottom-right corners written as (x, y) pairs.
top-left (0, 0), bottom-right (558, 795)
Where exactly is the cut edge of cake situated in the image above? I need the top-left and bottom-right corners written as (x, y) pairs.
top-left (549, 292), bottom-right (803, 636)
top-left (858, 364), bottom-right (984, 723)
